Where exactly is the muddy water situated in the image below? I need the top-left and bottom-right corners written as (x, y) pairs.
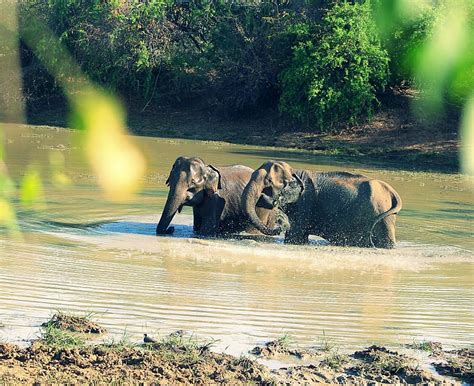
top-left (1, 124), bottom-right (473, 354)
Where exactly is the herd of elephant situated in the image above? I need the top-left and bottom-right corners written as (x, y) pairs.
top-left (156, 156), bottom-right (403, 248)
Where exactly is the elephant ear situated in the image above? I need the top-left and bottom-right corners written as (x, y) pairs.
top-left (266, 162), bottom-right (285, 188)
top-left (205, 165), bottom-right (222, 194)
top-left (165, 167), bottom-right (172, 186)
top-left (165, 162), bottom-right (176, 186)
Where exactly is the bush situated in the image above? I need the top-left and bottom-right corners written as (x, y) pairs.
top-left (279, 0), bottom-right (389, 131)
top-left (18, 1), bottom-right (302, 111)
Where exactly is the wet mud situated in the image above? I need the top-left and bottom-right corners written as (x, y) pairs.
top-left (433, 348), bottom-right (474, 384)
top-left (0, 316), bottom-right (471, 384)
top-left (250, 338), bottom-right (321, 360)
top-left (252, 340), bottom-right (471, 385)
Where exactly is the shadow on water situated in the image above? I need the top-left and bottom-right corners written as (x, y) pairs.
top-left (101, 221), bottom-right (193, 238)
top-left (99, 221), bottom-right (296, 244)
top-left (228, 148), bottom-right (458, 174)
top-left (43, 220), bottom-right (112, 229)
top-left (43, 218), bottom-right (331, 246)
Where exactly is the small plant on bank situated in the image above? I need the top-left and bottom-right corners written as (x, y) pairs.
top-left (318, 330), bottom-right (336, 353)
top-left (104, 330), bottom-right (136, 352)
top-left (376, 354), bottom-right (407, 374)
top-left (408, 339), bottom-right (442, 353)
top-left (324, 349), bottom-right (348, 370)
top-left (40, 323), bottom-right (85, 348)
top-left (233, 354), bottom-right (256, 371)
top-left (144, 332), bottom-right (218, 365)
top-left (276, 333), bottom-right (293, 350)
top-left (412, 339), bottom-right (433, 352)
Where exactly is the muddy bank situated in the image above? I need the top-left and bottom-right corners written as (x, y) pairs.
top-left (251, 339), bottom-right (473, 385)
top-left (0, 315), bottom-right (471, 384)
top-left (27, 92), bottom-right (459, 173)
top-left (0, 341), bottom-right (271, 384)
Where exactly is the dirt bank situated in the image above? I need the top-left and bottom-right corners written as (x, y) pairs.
top-left (0, 315), bottom-right (471, 384)
top-left (27, 90), bottom-right (459, 173)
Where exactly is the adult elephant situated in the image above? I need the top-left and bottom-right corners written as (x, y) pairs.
top-left (156, 156), bottom-right (278, 237)
top-left (242, 160), bottom-right (402, 248)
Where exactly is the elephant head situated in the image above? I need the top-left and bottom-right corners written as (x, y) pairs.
top-left (242, 160), bottom-right (303, 236)
top-left (156, 157), bottom-right (221, 235)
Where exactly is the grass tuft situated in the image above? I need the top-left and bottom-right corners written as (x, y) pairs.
top-left (324, 350), bottom-right (347, 370)
top-left (318, 331), bottom-right (336, 353)
top-left (104, 330), bottom-right (136, 351)
top-left (40, 323), bottom-right (85, 348)
top-left (276, 333), bottom-right (293, 350)
top-left (144, 332), bottom-right (218, 365)
top-left (409, 339), bottom-right (441, 353)
top-left (233, 354), bottom-right (256, 371)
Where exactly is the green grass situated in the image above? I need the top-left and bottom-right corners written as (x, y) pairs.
top-left (275, 333), bottom-right (293, 350)
top-left (409, 339), bottom-right (437, 352)
top-left (40, 323), bottom-right (85, 348)
top-left (317, 331), bottom-right (336, 353)
top-left (376, 354), bottom-right (406, 374)
top-left (314, 331), bottom-right (347, 370)
top-left (324, 350), bottom-right (347, 370)
top-left (103, 330), bottom-right (136, 351)
top-left (143, 332), bottom-right (218, 365)
top-left (233, 354), bottom-right (256, 371)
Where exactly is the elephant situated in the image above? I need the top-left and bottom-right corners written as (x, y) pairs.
top-left (156, 156), bottom-right (279, 237)
top-left (242, 160), bottom-right (402, 248)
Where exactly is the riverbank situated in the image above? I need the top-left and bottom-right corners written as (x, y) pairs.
top-left (26, 90), bottom-right (460, 173)
top-left (0, 313), bottom-right (471, 384)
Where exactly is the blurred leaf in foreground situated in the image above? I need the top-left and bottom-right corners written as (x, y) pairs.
top-left (0, 198), bottom-right (20, 236)
top-left (70, 88), bottom-right (146, 201)
top-left (414, 0), bottom-right (473, 114)
top-left (20, 168), bottom-right (44, 206)
top-left (49, 152), bottom-right (71, 188)
top-left (460, 95), bottom-right (474, 177)
top-left (21, 12), bottom-right (146, 201)
top-left (0, 128), bottom-right (20, 236)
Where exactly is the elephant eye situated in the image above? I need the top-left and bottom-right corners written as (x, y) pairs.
top-left (188, 187), bottom-right (196, 193)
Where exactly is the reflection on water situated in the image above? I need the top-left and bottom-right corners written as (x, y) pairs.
top-left (0, 124), bottom-right (473, 354)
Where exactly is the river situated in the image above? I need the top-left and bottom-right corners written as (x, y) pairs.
top-left (1, 123), bottom-right (472, 355)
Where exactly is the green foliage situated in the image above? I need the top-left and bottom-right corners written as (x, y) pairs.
top-left (15, 0), bottom-right (472, 133)
top-left (280, 1), bottom-right (389, 131)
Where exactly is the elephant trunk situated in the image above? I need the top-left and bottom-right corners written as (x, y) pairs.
top-left (242, 171), bottom-right (281, 236)
top-left (156, 183), bottom-right (186, 235)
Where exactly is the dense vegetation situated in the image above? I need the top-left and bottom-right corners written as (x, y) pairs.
top-left (16, 0), bottom-right (473, 132)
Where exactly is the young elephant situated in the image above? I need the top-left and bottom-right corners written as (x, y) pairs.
top-left (242, 160), bottom-right (402, 248)
top-left (156, 156), bottom-right (277, 237)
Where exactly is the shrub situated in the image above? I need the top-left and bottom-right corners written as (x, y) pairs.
top-left (279, 0), bottom-right (389, 131)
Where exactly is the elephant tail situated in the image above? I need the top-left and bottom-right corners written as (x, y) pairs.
top-left (369, 186), bottom-right (402, 248)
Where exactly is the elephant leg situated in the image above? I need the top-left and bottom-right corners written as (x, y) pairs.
top-left (196, 195), bottom-right (224, 237)
top-left (284, 226), bottom-right (309, 244)
top-left (372, 215), bottom-right (396, 248)
top-left (193, 208), bottom-right (202, 232)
